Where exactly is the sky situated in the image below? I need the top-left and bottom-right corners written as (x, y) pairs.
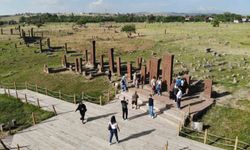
top-left (0, 0), bottom-right (250, 15)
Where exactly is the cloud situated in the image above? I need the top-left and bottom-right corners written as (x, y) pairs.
top-left (89, 0), bottom-right (104, 8)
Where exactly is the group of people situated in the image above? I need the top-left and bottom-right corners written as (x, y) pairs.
top-left (150, 77), bottom-right (162, 96)
top-left (173, 76), bottom-right (188, 109)
top-left (75, 90), bottom-right (156, 145)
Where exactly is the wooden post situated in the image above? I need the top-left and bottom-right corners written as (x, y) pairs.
top-left (14, 81), bottom-right (16, 90)
top-left (37, 98), bottom-right (40, 108)
top-left (15, 90), bottom-right (18, 99)
top-left (234, 136), bottom-right (238, 150)
top-left (0, 139), bottom-right (9, 150)
top-left (17, 144), bottom-right (20, 150)
top-left (25, 81), bottom-right (28, 89)
top-left (204, 129), bottom-right (208, 144)
top-left (73, 94), bottom-right (76, 104)
top-left (165, 141), bottom-right (168, 150)
top-left (59, 90), bottom-right (61, 99)
top-left (35, 84), bottom-right (38, 93)
top-left (25, 94), bottom-right (28, 103)
top-left (45, 88), bottom-right (48, 95)
top-left (7, 89), bottom-right (10, 96)
top-left (188, 104), bottom-right (191, 116)
top-left (81, 92), bottom-right (84, 100)
top-left (32, 112), bottom-right (36, 125)
top-left (100, 96), bottom-right (102, 106)
top-left (52, 105), bottom-right (57, 115)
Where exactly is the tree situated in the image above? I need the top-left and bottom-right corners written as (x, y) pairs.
top-left (212, 19), bottom-right (220, 27)
top-left (121, 24), bottom-right (136, 38)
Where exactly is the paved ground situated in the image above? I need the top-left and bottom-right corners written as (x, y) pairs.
top-left (0, 89), bottom-right (222, 150)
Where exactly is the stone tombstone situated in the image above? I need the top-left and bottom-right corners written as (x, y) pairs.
top-left (97, 64), bottom-right (103, 73)
top-left (149, 58), bottom-right (161, 81)
top-left (62, 55), bottom-right (67, 68)
top-left (162, 54), bottom-right (174, 92)
top-left (109, 48), bottom-right (115, 73)
top-left (75, 58), bottom-right (79, 72)
top-left (43, 65), bottom-right (50, 74)
top-left (204, 79), bottom-right (212, 99)
top-left (39, 39), bottom-right (43, 52)
top-left (90, 40), bottom-right (96, 67)
top-left (85, 50), bottom-right (88, 62)
top-left (22, 30), bottom-right (26, 38)
top-left (136, 57), bottom-right (142, 70)
top-left (116, 57), bottom-right (121, 76)
top-left (140, 66), bottom-right (147, 84)
top-left (10, 28), bottom-right (13, 35)
top-left (79, 58), bottom-right (83, 73)
top-left (47, 38), bottom-right (51, 48)
top-left (18, 25), bottom-right (21, 33)
top-left (183, 74), bottom-right (191, 94)
top-left (31, 28), bottom-right (34, 37)
top-left (127, 62), bottom-right (132, 81)
top-left (65, 43), bottom-right (68, 54)
top-left (99, 54), bottom-right (104, 70)
top-left (146, 59), bottom-right (151, 74)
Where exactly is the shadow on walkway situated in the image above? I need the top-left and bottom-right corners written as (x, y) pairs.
top-left (119, 129), bottom-right (156, 143)
top-left (129, 112), bottom-right (148, 121)
top-left (87, 112), bottom-right (117, 122)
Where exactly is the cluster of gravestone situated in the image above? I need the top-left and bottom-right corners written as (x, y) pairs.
top-left (0, 119), bottom-right (17, 133)
top-left (44, 40), bottom-right (213, 99)
top-left (1, 26), bottom-right (45, 47)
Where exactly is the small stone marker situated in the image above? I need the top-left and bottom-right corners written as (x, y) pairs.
top-left (90, 41), bottom-right (96, 67)
top-left (204, 79), bottom-right (212, 99)
top-left (116, 57), bottom-right (121, 76)
top-left (99, 54), bottom-right (104, 71)
top-left (127, 62), bottom-right (132, 81)
top-left (109, 48), bottom-right (115, 73)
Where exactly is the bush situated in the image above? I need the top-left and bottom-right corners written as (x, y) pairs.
top-left (212, 19), bottom-right (220, 27)
top-left (121, 24), bottom-right (136, 33)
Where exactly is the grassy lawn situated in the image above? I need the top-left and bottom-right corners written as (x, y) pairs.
top-left (181, 105), bottom-right (250, 149)
top-left (0, 22), bottom-right (250, 102)
top-left (0, 94), bottom-right (54, 138)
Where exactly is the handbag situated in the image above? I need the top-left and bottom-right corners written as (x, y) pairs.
top-left (108, 124), bottom-right (111, 130)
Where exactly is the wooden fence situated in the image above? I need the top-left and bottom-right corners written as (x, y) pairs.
top-left (178, 124), bottom-right (250, 150)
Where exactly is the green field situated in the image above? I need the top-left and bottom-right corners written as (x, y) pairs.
top-left (1, 20), bottom-right (250, 149)
top-left (0, 22), bottom-right (249, 100)
top-left (0, 94), bottom-right (54, 138)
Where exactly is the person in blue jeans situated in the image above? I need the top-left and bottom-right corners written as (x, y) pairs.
top-left (108, 116), bottom-right (120, 145)
top-left (148, 94), bottom-right (155, 118)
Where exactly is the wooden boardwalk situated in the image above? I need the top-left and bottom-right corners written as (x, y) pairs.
top-left (0, 89), bottom-right (222, 150)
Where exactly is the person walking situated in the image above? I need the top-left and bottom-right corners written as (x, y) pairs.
top-left (75, 101), bottom-right (87, 124)
top-left (121, 97), bottom-right (128, 120)
top-left (176, 88), bottom-right (183, 109)
top-left (150, 76), bottom-right (156, 95)
top-left (108, 116), bottom-right (120, 145)
top-left (120, 75), bottom-right (127, 92)
top-left (132, 91), bottom-right (139, 109)
top-left (148, 94), bottom-right (155, 118)
top-left (156, 78), bottom-right (162, 96)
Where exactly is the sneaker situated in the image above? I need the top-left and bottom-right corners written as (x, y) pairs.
top-left (117, 141), bottom-right (120, 144)
top-left (109, 143), bottom-right (112, 145)
top-left (151, 116), bottom-right (154, 119)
